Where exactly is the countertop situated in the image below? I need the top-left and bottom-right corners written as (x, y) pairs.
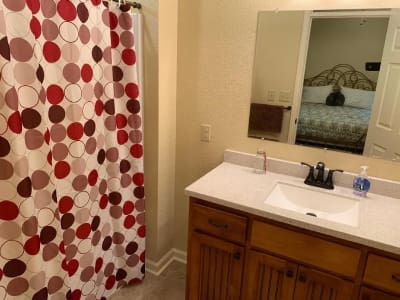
top-left (185, 162), bottom-right (400, 255)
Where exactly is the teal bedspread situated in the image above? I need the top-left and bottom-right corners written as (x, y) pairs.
top-left (296, 103), bottom-right (371, 151)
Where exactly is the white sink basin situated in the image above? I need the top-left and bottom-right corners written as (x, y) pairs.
top-left (264, 182), bottom-right (360, 227)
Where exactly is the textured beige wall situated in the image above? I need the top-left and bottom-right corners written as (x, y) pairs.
top-left (306, 18), bottom-right (388, 81)
top-left (156, 0), bottom-right (178, 260)
top-left (250, 11), bottom-right (304, 143)
top-left (140, 0), bottom-right (160, 261)
top-left (264, 0), bottom-right (400, 10)
top-left (141, 0), bottom-right (178, 262)
top-left (252, 11), bottom-right (304, 103)
top-left (175, 0), bottom-right (400, 253)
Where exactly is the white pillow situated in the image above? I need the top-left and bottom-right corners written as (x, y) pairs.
top-left (302, 85), bottom-right (333, 104)
top-left (341, 86), bottom-right (375, 109)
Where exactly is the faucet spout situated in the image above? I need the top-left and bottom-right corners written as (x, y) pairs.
top-left (315, 162), bottom-right (325, 183)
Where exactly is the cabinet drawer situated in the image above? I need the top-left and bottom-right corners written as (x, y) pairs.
top-left (359, 287), bottom-right (400, 300)
top-left (364, 254), bottom-right (400, 295)
top-left (251, 220), bottom-right (361, 278)
top-left (191, 202), bottom-right (247, 244)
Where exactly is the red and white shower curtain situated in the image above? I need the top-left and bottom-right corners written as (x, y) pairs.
top-left (0, 0), bottom-right (145, 299)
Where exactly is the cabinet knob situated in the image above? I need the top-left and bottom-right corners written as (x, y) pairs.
top-left (298, 273), bottom-right (307, 283)
top-left (233, 252), bottom-right (241, 260)
top-left (392, 273), bottom-right (400, 283)
top-left (286, 269), bottom-right (294, 278)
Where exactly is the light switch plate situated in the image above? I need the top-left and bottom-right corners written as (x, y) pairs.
top-left (279, 91), bottom-right (291, 102)
top-left (200, 124), bottom-right (211, 142)
top-left (266, 90), bottom-right (276, 102)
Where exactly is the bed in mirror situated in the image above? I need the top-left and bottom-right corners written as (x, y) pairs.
top-left (248, 9), bottom-right (400, 162)
top-left (297, 64), bottom-right (375, 154)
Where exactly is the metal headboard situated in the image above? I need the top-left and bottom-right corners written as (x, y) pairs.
top-left (303, 64), bottom-right (376, 91)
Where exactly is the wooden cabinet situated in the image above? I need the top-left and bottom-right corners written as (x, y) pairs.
top-left (251, 220), bottom-right (361, 278)
top-left (293, 266), bottom-right (353, 300)
top-left (187, 231), bottom-right (244, 300)
top-left (191, 203), bottom-right (247, 244)
top-left (186, 198), bottom-right (400, 300)
top-left (359, 287), bottom-right (400, 300)
top-left (364, 254), bottom-right (400, 295)
top-left (243, 250), bottom-right (297, 300)
top-left (243, 251), bottom-right (353, 300)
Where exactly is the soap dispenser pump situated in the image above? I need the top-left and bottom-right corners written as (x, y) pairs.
top-left (353, 166), bottom-right (371, 197)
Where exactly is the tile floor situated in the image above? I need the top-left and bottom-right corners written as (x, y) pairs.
top-left (110, 261), bottom-right (186, 300)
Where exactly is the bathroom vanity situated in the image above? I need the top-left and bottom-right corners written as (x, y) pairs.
top-left (185, 150), bottom-right (400, 300)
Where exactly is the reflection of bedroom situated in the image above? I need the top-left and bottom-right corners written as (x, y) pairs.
top-left (305, 18), bottom-right (388, 82)
top-left (249, 10), bottom-right (400, 160)
top-left (296, 17), bottom-right (388, 154)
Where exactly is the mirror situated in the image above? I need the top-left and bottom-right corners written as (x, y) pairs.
top-left (248, 10), bottom-right (400, 162)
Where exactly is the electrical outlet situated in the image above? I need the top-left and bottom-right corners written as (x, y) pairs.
top-left (266, 90), bottom-right (276, 102)
top-left (200, 124), bottom-right (211, 142)
top-left (279, 91), bottom-right (291, 102)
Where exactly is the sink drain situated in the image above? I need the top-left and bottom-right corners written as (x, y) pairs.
top-left (305, 212), bottom-right (317, 217)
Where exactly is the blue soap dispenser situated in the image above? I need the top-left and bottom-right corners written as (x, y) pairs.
top-left (353, 166), bottom-right (371, 197)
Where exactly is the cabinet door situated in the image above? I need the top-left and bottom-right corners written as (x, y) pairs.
top-left (243, 250), bottom-right (297, 300)
top-left (293, 266), bottom-right (354, 300)
top-left (360, 287), bottom-right (400, 300)
top-left (187, 231), bottom-right (244, 300)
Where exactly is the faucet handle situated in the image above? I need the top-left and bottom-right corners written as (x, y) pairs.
top-left (301, 162), bottom-right (313, 168)
top-left (328, 169), bottom-right (344, 174)
top-left (324, 169), bottom-right (344, 189)
top-left (316, 161), bottom-right (325, 169)
top-left (300, 162), bottom-right (315, 183)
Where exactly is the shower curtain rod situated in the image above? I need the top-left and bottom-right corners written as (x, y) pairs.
top-left (111, 0), bottom-right (142, 9)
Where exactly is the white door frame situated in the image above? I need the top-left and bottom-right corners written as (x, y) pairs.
top-left (287, 9), bottom-right (393, 144)
top-left (363, 9), bottom-right (400, 160)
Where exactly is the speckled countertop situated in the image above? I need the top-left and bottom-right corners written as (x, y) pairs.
top-left (185, 151), bottom-right (400, 255)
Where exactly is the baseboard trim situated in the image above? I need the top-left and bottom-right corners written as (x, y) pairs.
top-left (172, 248), bottom-right (187, 265)
top-left (146, 248), bottom-right (187, 276)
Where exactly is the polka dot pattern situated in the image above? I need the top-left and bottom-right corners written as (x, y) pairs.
top-left (0, 2), bottom-right (144, 299)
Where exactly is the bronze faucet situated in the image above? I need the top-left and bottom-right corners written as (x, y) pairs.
top-left (301, 162), bottom-right (343, 190)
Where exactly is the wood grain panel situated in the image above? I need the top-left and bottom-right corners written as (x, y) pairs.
top-left (359, 287), bottom-right (400, 300)
top-left (364, 254), bottom-right (400, 295)
top-left (188, 231), bottom-right (244, 300)
top-left (243, 250), bottom-right (297, 300)
top-left (192, 202), bottom-right (247, 244)
top-left (251, 220), bottom-right (361, 278)
top-left (294, 266), bottom-right (354, 300)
